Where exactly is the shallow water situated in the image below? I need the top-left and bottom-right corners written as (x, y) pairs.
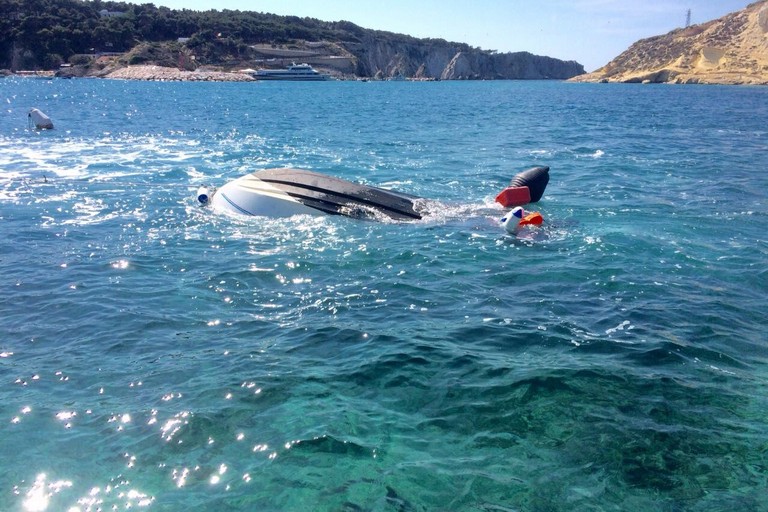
top-left (1, 77), bottom-right (767, 511)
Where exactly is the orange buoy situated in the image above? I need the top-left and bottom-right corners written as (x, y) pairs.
top-left (495, 186), bottom-right (531, 208)
top-left (518, 211), bottom-right (543, 226)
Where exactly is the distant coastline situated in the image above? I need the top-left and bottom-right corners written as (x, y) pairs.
top-left (4, 0), bottom-right (584, 82)
top-left (1, 65), bottom-right (255, 82)
top-left (3, 63), bottom-right (571, 83)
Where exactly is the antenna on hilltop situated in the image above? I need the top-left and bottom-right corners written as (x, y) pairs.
top-left (685, 9), bottom-right (691, 28)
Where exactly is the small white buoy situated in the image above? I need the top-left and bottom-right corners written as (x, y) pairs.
top-left (500, 206), bottom-right (525, 234)
top-left (197, 186), bottom-right (211, 205)
top-left (28, 108), bottom-right (54, 130)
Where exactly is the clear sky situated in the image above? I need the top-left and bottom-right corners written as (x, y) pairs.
top-left (154, 0), bottom-right (751, 72)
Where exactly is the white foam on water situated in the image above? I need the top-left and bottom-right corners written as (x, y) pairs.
top-left (1, 134), bottom-right (218, 182)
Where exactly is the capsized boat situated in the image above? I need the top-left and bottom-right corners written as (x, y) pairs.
top-left (205, 168), bottom-right (422, 220)
top-left (201, 166), bottom-right (550, 221)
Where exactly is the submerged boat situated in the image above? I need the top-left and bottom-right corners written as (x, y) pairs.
top-left (201, 166), bottom-right (550, 222)
top-left (206, 168), bottom-right (422, 220)
top-left (250, 63), bottom-right (330, 81)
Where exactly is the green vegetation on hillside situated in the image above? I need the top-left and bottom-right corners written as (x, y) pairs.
top-left (0, 0), bottom-right (471, 70)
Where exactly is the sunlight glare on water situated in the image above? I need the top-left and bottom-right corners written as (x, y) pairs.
top-left (1, 78), bottom-right (767, 511)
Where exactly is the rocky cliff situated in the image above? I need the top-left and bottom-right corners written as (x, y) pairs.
top-left (571, 0), bottom-right (768, 85)
top-left (3, 0), bottom-right (585, 80)
top-left (342, 36), bottom-right (584, 80)
top-left (55, 38), bottom-right (584, 81)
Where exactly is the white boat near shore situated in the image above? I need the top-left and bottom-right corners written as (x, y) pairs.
top-left (249, 63), bottom-right (331, 81)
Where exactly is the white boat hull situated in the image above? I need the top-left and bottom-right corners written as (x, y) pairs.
top-left (251, 63), bottom-right (331, 81)
top-left (206, 166), bottom-right (550, 222)
top-left (211, 173), bottom-right (323, 217)
top-left (209, 168), bottom-right (424, 220)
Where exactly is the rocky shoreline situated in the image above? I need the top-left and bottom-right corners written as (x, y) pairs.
top-left (570, 70), bottom-right (768, 86)
top-left (103, 65), bottom-right (255, 82)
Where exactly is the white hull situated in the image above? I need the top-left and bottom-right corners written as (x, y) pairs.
top-left (252, 63), bottom-right (330, 81)
top-left (211, 173), bottom-right (323, 217)
top-left (255, 75), bottom-right (329, 81)
top-left (205, 167), bottom-right (549, 221)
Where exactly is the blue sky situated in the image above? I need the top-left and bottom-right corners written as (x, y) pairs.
top-left (155, 0), bottom-right (750, 71)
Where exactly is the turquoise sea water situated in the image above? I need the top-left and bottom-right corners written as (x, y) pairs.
top-left (1, 77), bottom-right (767, 511)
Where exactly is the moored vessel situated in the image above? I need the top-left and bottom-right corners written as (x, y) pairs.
top-left (250, 63), bottom-right (331, 81)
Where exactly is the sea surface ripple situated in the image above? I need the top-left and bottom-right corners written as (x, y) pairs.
top-left (1, 77), bottom-right (767, 511)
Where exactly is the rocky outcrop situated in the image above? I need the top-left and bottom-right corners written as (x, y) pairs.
top-left (104, 65), bottom-right (254, 82)
top-left (59, 39), bottom-right (584, 82)
top-left (572, 0), bottom-right (768, 85)
top-left (437, 50), bottom-right (583, 80)
top-left (342, 36), bottom-right (584, 80)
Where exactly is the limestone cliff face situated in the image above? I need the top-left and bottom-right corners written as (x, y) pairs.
top-left (342, 36), bottom-right (584, 80)
top-left (572, 0), bottom-right (768, 85)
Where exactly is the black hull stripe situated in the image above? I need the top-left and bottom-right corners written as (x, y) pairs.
top-left (259, 178), bottom-right (422, 220)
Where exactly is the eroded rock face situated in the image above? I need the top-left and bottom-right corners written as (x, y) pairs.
top-left (571, 0), bottom-right (768, 85)
top-left (758, 4), bottom-right (768, 33)
top-left (344, 35), bottom-right (584, 80)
